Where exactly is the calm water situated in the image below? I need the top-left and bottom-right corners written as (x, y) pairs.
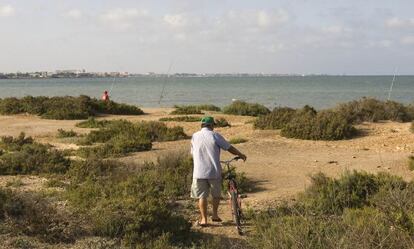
top-left (0, 76), bottom-right (413, 109)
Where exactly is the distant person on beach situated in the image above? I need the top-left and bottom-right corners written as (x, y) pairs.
top-left (102, 90), bottom-right (110, 101)
top-left (191, 116), bottom-right (247, 227)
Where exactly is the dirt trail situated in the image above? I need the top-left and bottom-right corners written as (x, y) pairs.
top-left (0, 109), bottom-right (413, 242)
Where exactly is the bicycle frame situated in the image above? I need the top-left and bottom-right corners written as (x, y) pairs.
top-left (221, 156), bottom-right (243, 235)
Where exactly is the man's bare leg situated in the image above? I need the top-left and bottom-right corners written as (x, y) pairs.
top-left (199, 198), bottom-right (208, 224)
top-left (212, 197), bottom-right (221, 220)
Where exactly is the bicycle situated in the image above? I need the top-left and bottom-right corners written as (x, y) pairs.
top-left (221, 156), bottom-right (244, 235)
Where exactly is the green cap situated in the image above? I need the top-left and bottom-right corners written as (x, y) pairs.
top-left (201, 116), bottom-right (215, 124)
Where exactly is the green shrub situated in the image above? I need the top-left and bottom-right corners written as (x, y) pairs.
top-left (409, 156), bottom-right (414, 171)
top-left (281, 109), bottom-right (357, 140)
top-left (56, 129), bottom-right (77, 138)
top-left (229, 137), bottom-right (248, 144)
top-left (75, 117), bottom-right (111, 128)
top-left (254, 107), bottom-right (296, 129)
top-left (300, 171), bottom-right (407, 215)
top-left (0, 188), bottom-right (83, 243)
top-left (0, 132), bottom-right (34, 151)
top-left (196, 104), bottom-right (221, 112)
top-left (0, 133), bottom-right (70, 175)
top-left (215, 117), bottom-right (231, 127)
top-left (335, 97), bottom-right (413, 123)
top-left (82, 120), bottom-right (187, 144)
top-left (159, 116), bottom-right (201, 122)
top-left (223, 101), bottom-right (270, 116)
top-left (66, 156), bottom-right (192, 246)
top-left (0, 95), bottom-right (143, 120)
top-left (171, 105), bottom-right (202, 115)
top-left (170, 104), bottom-right (221, 115)
top-left (249, 171), bottom-right (414, 249)
top-left (76, 120), bottom-right (187, 158)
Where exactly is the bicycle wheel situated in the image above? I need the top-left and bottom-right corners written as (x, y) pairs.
top-left (230, 190), bottom-right (243, 235)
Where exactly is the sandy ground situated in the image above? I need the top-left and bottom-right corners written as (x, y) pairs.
top-left (0, 108), bottom-right (413, 241)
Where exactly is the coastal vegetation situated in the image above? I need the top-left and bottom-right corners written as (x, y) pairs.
top-left (75, 117), bottom-right (111, 128)
top-left (76, 120), bottom-right (187, 158)
top-left (249, 171), bottom-right (414, 249)
top-left (170, 104), bottom-right (221, 115)
top-left (223, 101), bottom-right (270, 116)
top-left (334, 97), bottom-right (414, 123)
top-left (0, 138), bottom-right (246, 248)
top-left (0, 95), bottom-right (144, 120)
top-left (56, 129), bottom-right (77, 138)
top-left (255, 98), bottom-right (414, 141)
top-left (215, 117), bottom-right (231, 127)
top-left (159, 116), bottom-right (201, 122)
top-left (0, 133), bottom-right (70, 175)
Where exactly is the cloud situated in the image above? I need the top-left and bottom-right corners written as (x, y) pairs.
top-left (224, 9), bottom-right (289, 30)
top-left (100, 8), bottom-right (149, 30)
top-left (322, 25), bottom-right (352, 34)
top-left (164, 14), bottom-right (187, 27)
top-left (64, 9), bottom-right (82, 20)
top-left (0, 4), bottom-right (15, 17)
top-left (101, 8), bottom-right (147, 22)
top-left (401, 36), bottom-right (414, 45)
top-left (385, 17), bottom-right (414, 28)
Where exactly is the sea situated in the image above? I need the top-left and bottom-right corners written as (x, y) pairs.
top-left (0, 75), bottom-right (413, 109)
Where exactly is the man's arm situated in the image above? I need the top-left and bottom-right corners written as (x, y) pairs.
top-left (227, 145), bottom-right (247, 161)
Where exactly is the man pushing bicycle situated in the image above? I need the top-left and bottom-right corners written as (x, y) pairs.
top-left (190, 116), bottom-right (247, 227)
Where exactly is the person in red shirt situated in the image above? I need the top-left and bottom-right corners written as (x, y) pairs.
top-left (102, 90), bottom-right (110, 101)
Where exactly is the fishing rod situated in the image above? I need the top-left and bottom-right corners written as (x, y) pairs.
top-left (158, 59), bottom-right (175, 105)
top-left (387, 68), bottom-right (397, 101)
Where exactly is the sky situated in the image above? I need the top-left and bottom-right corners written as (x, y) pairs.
top-left (1, 0), bottom-right (414, 74)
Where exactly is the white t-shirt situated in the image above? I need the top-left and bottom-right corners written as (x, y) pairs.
top-left (191, 127), bottom-right (231, 179)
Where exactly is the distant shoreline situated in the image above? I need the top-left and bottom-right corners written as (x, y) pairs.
top-left (1, 74), bottom-right (414, 80)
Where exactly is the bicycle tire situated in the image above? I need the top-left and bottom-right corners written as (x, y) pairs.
top-left (230, 190), bottom-right (242, 234)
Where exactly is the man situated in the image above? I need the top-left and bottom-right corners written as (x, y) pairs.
top-left (191, 116), bottom-right (247, 226)
top-left (102, 90), bottom-right (110, 101)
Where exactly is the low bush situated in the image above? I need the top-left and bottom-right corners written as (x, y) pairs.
top-left (215, 117), bottom-right (231, 127)
top-left (223, 101), bottom-right (270, 117)
top-left (171, 105), bottom-right (202, 115)
top-left (254, 107), bottom-right (296, 129)
top-left (0, 132), bottom-right (34, 151)
top-left (196, 104), bottom-right (221, 112)
top-left (300, 171), bottom-right (407, 215)
top-left (75, 117), bottom-right (111, 128)
top-left (56, 129), bottom-right (77, 138)
top-left (0, 188), bottom-right (84, 243)
top-left (159, 116), bottom-right (201, 122)
top-left (66, 155), bottom-right (193, 246)
top-left (0, 95), bottom-right (143, 120)
top-left (249, 171), bottom-right (414, 249)
top-left (281, 109), bottom-right (357, 140)
top-left (408, 156), bottom-right (414, 171)
top-left (229, 138), bottom-right (248, 144)
top-left (335, 97), bottom-right (413, 123)
top-left (255, 98), bottom-right (414, 141)
top-left (170, 104), bottom-right (221, 115)
top-left (77, 120), bottom-right (186, 158)
top-left (0, 133), bottom-right (70, 175)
